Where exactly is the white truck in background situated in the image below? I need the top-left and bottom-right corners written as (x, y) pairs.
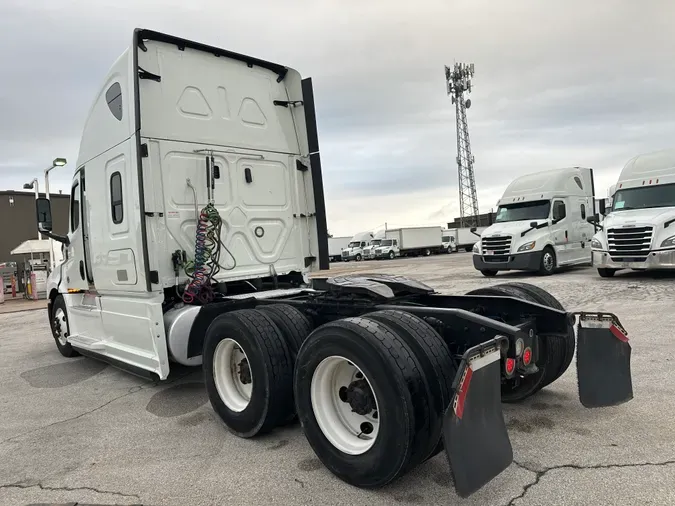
top-left (30, 28), bottom-right (634, 500)
top-left (590, 148), bottom-right (675, 277)
top-left (441, 231), bottom-right (457, 253)
top-left (375, 226), bottom-right (444, 258)
top-left (362, 229), bottom-right (386, 260)
top-left (341, 231), bottom-right (373, 261)
top-left (444, 227), bottom-right (487, 253)
top-left (473, 167), bottom-right (596, 276)
top-left (328, 236), bottom-right (351, 262)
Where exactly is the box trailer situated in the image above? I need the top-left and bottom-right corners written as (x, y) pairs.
top-left (380, 226), bottom-right (444, 257)
top-left (328, 236), bottom-right (351, 262)
top-left (35, 28), bottom-right (633, 499)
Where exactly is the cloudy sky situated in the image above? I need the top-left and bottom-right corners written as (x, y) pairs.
top-left (2, 0), bottom-right (674, 236)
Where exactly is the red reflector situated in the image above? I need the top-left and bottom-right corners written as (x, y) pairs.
top-left (454, 367), bottom-right (473, 420)
top-left (505, 358), bottom-right (516, 374)
top-left (610, 324), bottom-right (629, 343)
top-left (523, 348), bottom-right (532, 365)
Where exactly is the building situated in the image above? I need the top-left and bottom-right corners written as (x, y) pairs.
top-left (447, 211), bottom-right (497, 229)
top-left (0, 191), bottom-right (69, 263)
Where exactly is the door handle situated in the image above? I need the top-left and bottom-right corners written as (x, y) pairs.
top-left (565, 230), bottom-right (568, 240)
top-left (79, 261), bottom-right (85, 280)
top-left (244, 167), bottom-right (252, 184)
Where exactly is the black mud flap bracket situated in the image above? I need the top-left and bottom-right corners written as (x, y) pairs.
top-left (575, 312), bottom-right (633, 408)
top-left (443, 336), bottom-right (512, 498)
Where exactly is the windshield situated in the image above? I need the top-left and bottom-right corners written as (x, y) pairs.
top-left (370, 240), bottom-right (381, 246)
top-left (612, 183), bottom-right (675, 212)
top-left (348, 241), bottom-right (360, 248)
top-left (442, 236), bottom-right (450, 242)
top-left (495, 200), bottom-right (551, 223)
top-left (380, 240), bottom-right (393, 246)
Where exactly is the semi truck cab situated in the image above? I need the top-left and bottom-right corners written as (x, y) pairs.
top-left (473, 167), bottom-right (596, 276)
top-left (590, 149), bottom-right (675, 277)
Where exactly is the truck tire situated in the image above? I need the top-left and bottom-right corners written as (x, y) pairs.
top-left (494, 282), bottom-right (575, 388)
top-left (294, 317), bottom-right (431, 488)
top-left (257, 304), bottom-right (313, 360)
top-left (424, 248), bottom-right (431, 256)
top-left (356, 254), bottom-right (362, 261)
top-left (465, 285), bottom-right (548, 402)
top-left (362, 310), bottom-right (456, 463)
top-left (464, 246), bottom-right (472, 252)
top-left (203, 309), bottom-right (294, 438)
top-left (539, 247), bottom-right (556, 275)
top-left (481, 270), bottom-right (498, 277)
top-left (598, 268), bottom-right (617, 278)
top-left (50, 295), bottom-right (79, 358)
top-left (388, 250), bottom-right (395, 260)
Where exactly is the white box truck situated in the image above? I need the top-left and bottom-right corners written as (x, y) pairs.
top-left (473, 167), bottom-right (596, 276)
top-left (590, 148), bottom-right (675, 277)
top-left (340, 231), bottom-right (373, 261)
top-left (32, 29), bottom-right (633, 499)
top-left (328, 236), bottom-right (351, 262)
top-left (376, 226), bottom-right (444, 258)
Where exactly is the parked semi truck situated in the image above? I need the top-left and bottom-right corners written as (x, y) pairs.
top-left (376, 226), bottom-right (444, 258)
top-left (362, 229), bottom-right (386, 260)
top-left (590, 148), bottom-right (675, 277)
top-left (473, 167), bottom-right (596, 277)
top-left (35, 29), bottom-right (633, 499)
top-left (328, 236), bottom-right (350, 262)
top-left (341, 231), bottom-right (373, 261)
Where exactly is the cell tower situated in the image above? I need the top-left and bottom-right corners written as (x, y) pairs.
top-left (445, 63), bottom-right (479, 228)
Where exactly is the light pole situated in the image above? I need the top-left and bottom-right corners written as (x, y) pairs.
top-left (23, 178), bottom-right (41, 239)
top-left (44, 157), bottom-right (67, 201)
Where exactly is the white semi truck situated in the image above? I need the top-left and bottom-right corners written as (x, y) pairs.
top-left (362, 229), bottom-right (386, 260)
top-left (328, 236), bottom-right (351, 262)
top-left (34, 29), bottom-right (633, 499)
top-left (340, 231), bottom-right (373, 261)
top-left (590, 149), bottom-right (675, 277)
top-left (473, 167), bottom-right (596, 276)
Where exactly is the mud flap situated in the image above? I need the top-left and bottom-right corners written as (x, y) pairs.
top-left (443, 337), bottom-right (512, 498)
top-left (576, 312), bottom-right (633, 408)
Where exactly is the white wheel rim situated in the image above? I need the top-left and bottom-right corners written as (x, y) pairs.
top-left (311, 356), bottom-right (380, 455)
top-left (54, 308), bottom-right (67, 346)
top-left (544, 252), bottom-right (554, 270)
top-left (213, 339), bottom-right (253, 412)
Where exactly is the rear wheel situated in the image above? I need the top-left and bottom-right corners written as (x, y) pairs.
top-left (257, 304), bottom-right (313, 359)
top-left (481, 270), bottom-right (498, 277)
top-left (204, 309), bottom-right (293, 437)
top-left (424, 249), bottom-right (431, 256)
top-left (465, 285), bottom-right (548, 402)
top-left (50, 296), bottom-right (79, 358)
top-left (598, 268), bottom-right (617, 278)
top-left (362, 310), bottom-right (455, 462)
top-left (495, 282), bottom-right (574, 388)
top-left (294, 317), bottom-right (431, 488)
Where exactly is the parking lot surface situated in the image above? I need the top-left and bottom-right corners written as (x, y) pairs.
top-left (1, 253), bottom-right (674, 505)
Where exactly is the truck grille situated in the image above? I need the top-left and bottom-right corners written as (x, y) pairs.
top-left (482, 235), bottom-right (512, 257)
top-left (607, 226), bottom-right (653, 262)
top-left (342, 251), bottom-right (348, 257)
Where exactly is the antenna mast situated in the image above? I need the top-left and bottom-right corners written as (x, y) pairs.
top-left (445, 63), bottom-right (479, 228)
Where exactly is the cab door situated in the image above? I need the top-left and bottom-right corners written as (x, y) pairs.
top-left (61, 170), bottom-right (90, 291)
top-left (550, 199), bottom-right (570, 264)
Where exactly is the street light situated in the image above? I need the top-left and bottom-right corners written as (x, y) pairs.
top-left (23, 178), bottom-right (41, 239)
top-left (45, 157), bottom-right (67, 201)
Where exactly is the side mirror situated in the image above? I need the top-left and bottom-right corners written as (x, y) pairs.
top-left (587, 214), bottom-right (600, 225)
top-left (36, 198), bottom-right (53, 232)
top-left (470, 227), bottom-right (477, 233)
top-left (599, 200), bottom-right (606, 215)
top-left (530, 221), bottom-right (538, 228)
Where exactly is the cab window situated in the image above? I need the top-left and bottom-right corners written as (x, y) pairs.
top-left (70, 182), bottom-right (80, 232)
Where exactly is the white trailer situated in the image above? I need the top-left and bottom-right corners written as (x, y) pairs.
top-left (328, 236), bottom-right (350, 262)
top-left (381, 226), bottom-right (444, 257)
top-left (32, 29), bottom-right (634, 500)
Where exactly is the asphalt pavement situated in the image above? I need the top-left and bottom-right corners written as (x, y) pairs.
top-left (1, 253), bottom-right (674, 505)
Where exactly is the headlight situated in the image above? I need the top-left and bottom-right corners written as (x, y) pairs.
top-left (661, 235), bottom-right (675, 248)
top-left (517, 241), bottom-right (536, 252)
top-left (591, 238), bottom-right (603, 250)
top-left (472, 242), bottom-right (479, 254)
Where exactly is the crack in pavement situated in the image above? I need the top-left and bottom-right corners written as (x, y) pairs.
top-left (0, 370), bottom-right (199, 446)
top-left (0, 480), bottom-right (140, 499)
top-left (506, 458), bottom-right (675, 506)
